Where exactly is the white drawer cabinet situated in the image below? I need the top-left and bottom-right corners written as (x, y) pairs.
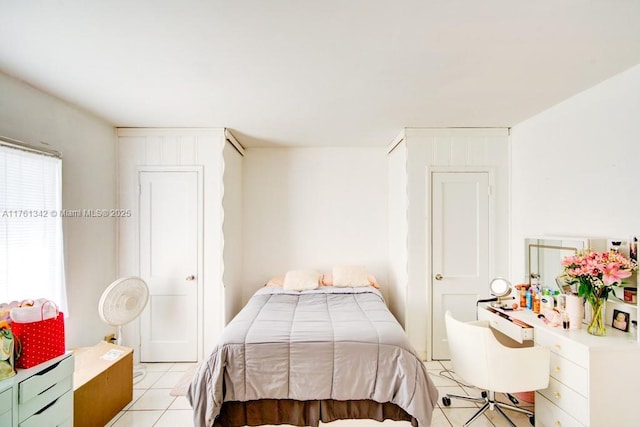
top-left (547, 352), bottom-right (587, 396)
top-left (538, 377), bottom-right (588, 425)
top-left (534, 326), bottom-right (640, 427)
top-left (535, 393), bottom-right (584, 427)
top-left (0, 353), bottom-right (73, 427)
top-left (480, 304), bottom-right (640, 427)
top-left (535, 328), bottom-right (588, 427)
top-left (534, 327), bottom-right (589, 367)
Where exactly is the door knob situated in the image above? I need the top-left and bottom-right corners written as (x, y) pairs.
top-left (435, 274), bottom-right (443, 280)
top-left (186, 275), bottom-right (196, 281)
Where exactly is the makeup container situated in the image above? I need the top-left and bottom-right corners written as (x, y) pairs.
top-left (624, 287), bottom-right (637, 304)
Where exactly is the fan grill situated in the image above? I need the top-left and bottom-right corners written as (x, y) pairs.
top-left (98, 277), bottom-right (149, 326)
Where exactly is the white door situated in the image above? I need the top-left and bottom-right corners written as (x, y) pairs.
top-left (139, 170), bottom-right (200, 362)
top-left (431, 171), bottom-right (490, 360)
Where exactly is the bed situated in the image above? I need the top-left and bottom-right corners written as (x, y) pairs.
top-left (187, 285), bottom-right (439, 427)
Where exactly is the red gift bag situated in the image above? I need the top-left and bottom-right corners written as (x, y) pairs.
top-left (11, 305), bottom-right (65, 369)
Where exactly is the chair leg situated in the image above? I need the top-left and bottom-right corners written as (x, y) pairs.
top-left (443, 393), bottom-right (485, 404)
top-left (493, 404), bottom-right (518, 427)
top-left (445, 390), bottom-right (534, 426)
top-left (463, 402), bottom-right (490, 427)
top-left (495, 401), bottom-right (534, 417)
top-left (505, 392), bottom-right (519, 405)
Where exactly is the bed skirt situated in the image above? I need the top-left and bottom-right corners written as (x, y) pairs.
top-left (214, 399), bottom-right (417, 427)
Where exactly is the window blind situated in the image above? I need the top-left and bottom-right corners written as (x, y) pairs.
top-left (0, 145), bottom-right (67, 314)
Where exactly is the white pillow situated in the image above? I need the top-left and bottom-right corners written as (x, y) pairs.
top-left (283, 269), bottom-right (321, 291)
top-left (332, 266), bottom-right (370, 287)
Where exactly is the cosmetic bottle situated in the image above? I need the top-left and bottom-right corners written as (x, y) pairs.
top-left (541, 289), bottom-right (553, 311)
top-left (562, 312), bottom-right (570, 330)
top-left (533, 291), bottom-right (541, 314)
top-left (526, 289), bottom-right (532, 310)
top-left (531, 273), bottom-right (541, 294)
top-left (553, 290), bottom-right (561, 308)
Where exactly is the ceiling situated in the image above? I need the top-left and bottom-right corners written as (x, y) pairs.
top-left (1, 1), bottom-right (639, 147)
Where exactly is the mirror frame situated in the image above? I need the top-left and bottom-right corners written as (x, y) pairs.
top-left (525, 237), bottom-right (590, 292)
top-left (489, 277), bottom-right (512, 298)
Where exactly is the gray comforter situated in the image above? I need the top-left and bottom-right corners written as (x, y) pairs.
top-left (187, 286), bottom-right (439, 426)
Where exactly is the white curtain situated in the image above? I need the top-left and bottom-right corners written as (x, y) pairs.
top-left (0, 145), bottom-right (67, 314)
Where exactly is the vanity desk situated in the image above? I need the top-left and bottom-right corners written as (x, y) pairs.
top-left (478, 304), bottom-right (640, 427)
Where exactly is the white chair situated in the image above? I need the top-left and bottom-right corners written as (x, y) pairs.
top-left (442, 311), bottom-right (550, 426)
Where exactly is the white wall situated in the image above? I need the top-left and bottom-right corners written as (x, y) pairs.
top-left (241, 147), bottom-right (388, 303)
top-left (511, 64), bottom-right (640, 282)
top-left (0, 72), bottom-right (117, 349)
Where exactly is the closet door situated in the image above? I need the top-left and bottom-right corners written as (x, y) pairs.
top-left (431, 171), bottom-right (490, 360)
top-left (139, 168), bottom-right (201, 362)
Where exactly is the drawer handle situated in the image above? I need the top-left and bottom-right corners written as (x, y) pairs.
top-left (556, 421), bottom-right (562, 427)
top-left (34, 395), bottom-right (59, 415)
top-left (554, 366), bottom-right (561, 372)
top-left (554, 344), bottom-right (562, 350)
top-left (554, 392), bottom-right (562, 399)
top-left (38, 383), bottom-right (56, 396)
top-left (35, 360), bottom-right (61, 376)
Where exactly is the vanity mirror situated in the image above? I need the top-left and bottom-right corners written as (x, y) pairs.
top-left (488, 277), bottom-right (513, 308)
top-left (525, 237), bottom-right (592, 293)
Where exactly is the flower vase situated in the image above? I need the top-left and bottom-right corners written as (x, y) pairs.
top-left (587, 298), bottom-right (606, 336)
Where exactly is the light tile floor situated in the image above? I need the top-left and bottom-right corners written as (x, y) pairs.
top-left (106, 360), bottom-right (534, 427)
top-left (106, 362), bottom-right (195, 427)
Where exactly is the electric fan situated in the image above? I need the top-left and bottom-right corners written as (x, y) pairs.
top-left (98, 276), bottom-right (150, 345)
top-left (98, 276), bottom-right (150, 381)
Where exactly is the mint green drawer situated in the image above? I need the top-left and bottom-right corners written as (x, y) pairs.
top-left (19, 389), bottom-right (72, 427)
top-left (19, 375), bottom-right (72, 423)
top-left (19, 356), bottom-right (73, 403)
top-left (0, 387), bottom-right (11, 415)
top-left (0, 409), bottom-right (11, 426)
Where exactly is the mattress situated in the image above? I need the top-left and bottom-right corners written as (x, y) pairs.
top-left (187, 286), bottom-right (439, 427)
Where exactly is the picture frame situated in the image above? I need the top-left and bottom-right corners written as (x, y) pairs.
top-left (607, 238), bottom-right (630, 258)
top-left (612, 309), bottom-right (630, 332)
top-left (630, 236), bottom-right (638, 262)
